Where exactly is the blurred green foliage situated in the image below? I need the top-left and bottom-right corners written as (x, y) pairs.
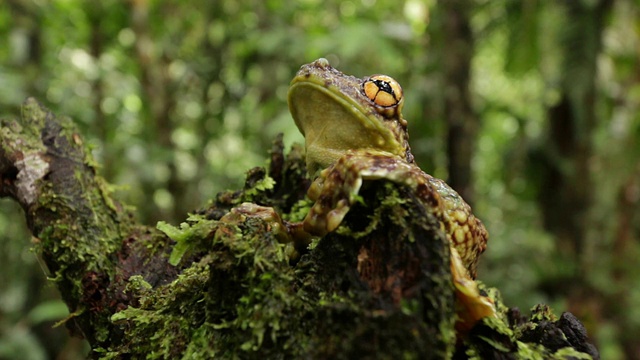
top-left (1, 0), bottom-right (639, 359)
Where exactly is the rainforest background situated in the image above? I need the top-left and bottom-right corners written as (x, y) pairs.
top-left (0, 0), bottom-right (638, 359)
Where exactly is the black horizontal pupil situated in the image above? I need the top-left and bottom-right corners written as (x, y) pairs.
top-left (373, 79), bottom-right (394, 97)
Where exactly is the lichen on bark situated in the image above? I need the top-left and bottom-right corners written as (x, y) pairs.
top-left (0, 99), bottom-right (599, 359)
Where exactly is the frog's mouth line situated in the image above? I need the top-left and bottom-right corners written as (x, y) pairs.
top-left (288, 80), bottom-right (401, 148)
top-left (288, 79), bottom-right (405, 175)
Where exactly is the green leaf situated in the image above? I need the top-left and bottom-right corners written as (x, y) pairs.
top-left (27, 300), bottom-right (69, 324)
top-left (157, 221), bottom-right (191, 266)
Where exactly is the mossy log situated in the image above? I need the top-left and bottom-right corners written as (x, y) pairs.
top-left (0, 99), bottom-right (599, 359)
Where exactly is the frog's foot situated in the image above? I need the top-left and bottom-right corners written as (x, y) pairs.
top-left (227, 203), bottom-right (313, 256)
top-left (450, 246), bottom-right (497, 332)
top-left (303, 163), bottom-right (362, 236)
top-left (303, 151), bottom-right (423, 236)
top-left (223, 203), bottom-right (291, 243)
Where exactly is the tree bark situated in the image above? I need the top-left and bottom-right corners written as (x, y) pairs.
top-left (0, 99), bottom-right (598, 359)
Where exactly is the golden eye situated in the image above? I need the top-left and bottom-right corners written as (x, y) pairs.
top-left (363, 75), bottom-right (403, 107)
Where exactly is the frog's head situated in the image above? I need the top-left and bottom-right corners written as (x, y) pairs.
top-left (288, 58), bottom-right (413, 175)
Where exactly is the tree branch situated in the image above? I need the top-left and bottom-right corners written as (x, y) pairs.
top-left (0, 99), bottom-right (599, 359)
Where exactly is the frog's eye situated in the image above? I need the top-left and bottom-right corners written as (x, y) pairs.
top-left (363, 75), bottom-right (403, 107)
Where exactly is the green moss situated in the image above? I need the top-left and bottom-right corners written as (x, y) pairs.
top-left (7, 99), bottom-right (596, 358)
top-left (459, 283), bottom-right (596, 359)
top-left (108, 206), bottom-right (312, 359)
top-left (243, 175), bottom-right (276, 199)
top-left (281, 198), bottom-right (313, 222)
top-left (107, 259), bottom-right (211, 358)
top-left (158, 215), bottom-right (218, 266)
top-left (105, 169), bottom-right (457, 358)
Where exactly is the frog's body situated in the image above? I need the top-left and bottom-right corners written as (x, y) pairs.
top-left (288, 58), bottom-right (495, 327)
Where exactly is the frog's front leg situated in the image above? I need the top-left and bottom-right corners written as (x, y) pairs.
top-left (303, 150), bottom-right (436, 237)
top-left (301, 150), bottom-right (496, 329)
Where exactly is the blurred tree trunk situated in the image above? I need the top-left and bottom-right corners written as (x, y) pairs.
top-left (535, 0), bottom-right (614, 346)
top-left (439, 0), bottom-right (478, 205)
top-left (87, 3), bottom-right (110, 180)
top-left (129, 0), bottom-right (186, 224)
top-left (540, 0), bottom-right (612, 261)
top-left (8, 0), bottom-right (43, 109)
top-left (612, 166), bottom-right (640, 359)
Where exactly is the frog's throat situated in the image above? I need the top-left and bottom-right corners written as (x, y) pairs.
top-left (288, 80), bottom-right (404, 175)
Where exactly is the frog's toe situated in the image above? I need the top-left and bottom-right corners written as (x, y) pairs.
top-left (327, 199), bottom-right (350, 231)
top-left (227, 203), bottom-right (291, 244)
top-left (303, 198), bottom-right (352, 236)
top-left (303, 209), bottom-right (327, 235)
top-left (450, 246), bottom-right (496, 331)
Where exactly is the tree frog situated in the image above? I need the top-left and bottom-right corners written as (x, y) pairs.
top-left (287, 58), bottom-right (496, 327)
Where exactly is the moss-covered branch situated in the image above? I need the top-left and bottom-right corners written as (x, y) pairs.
top-left (0, 99), bottom-right (599, 359)
top-left (0, 98), bottom-right (177, 349)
